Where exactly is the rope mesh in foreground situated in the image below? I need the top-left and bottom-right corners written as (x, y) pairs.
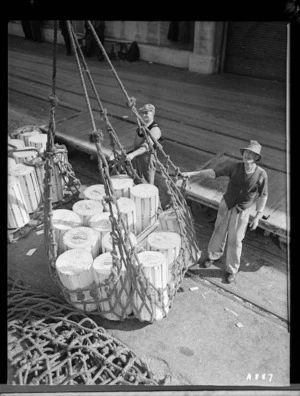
top-left (7, 278), bottom-right (158, 385)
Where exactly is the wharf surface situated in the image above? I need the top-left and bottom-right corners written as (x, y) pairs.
top-left (8, 34), bottom-right (288, 243)
top-left (7, 34), bottom-right (290, 386)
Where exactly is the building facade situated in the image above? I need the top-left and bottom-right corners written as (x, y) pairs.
top-left (8, 20), bottom-right (287, 82)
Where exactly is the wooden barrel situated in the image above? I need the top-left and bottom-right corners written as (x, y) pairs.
top-left (8, 157), bottom-right (17, 175)
top-left (133, 251), bottom-right (169, 321)
top-left (158, 209), bottom-right (200, 268)
top-left (12, 125), bottom-right (40, 139)
top-left (158, 208), bottom-right (182, 234)
top-left (12, 147), bottom-right (38, 164)
top-left (146, 231), bottom-right (181, 282)
top-left (10, 163), bottom-right (42, 213)
top-left (7, 176), bottom-right (30, 229)
top-left (28, 134), bottom-right (47, 154)
top-left (54, 144), bottom-right (69, 163)
top-left (52, 209), bottom-right (82, 255)
top-left (130, 184), bottom-right (159, 235)
top-left (29, 157), bottom-right (64, 203)
top-left (115, 197), bottom-right (137, 233)
top-left (53, 147), bottom-right (68, 187)
top-left (62, 226), bottom-right (101, 259)
top-left (19, 130), bottom-right (41, 146)
top-left (101, 231), bottom-right (137, 255)
top-left (83, 184), bottom-right (106, 203)
top-left (72, 199), bottom-right (104, 226)
top-left (87, 212), bottom-right (112, 250)
top-left (55, 248), bottom-right (96, 312)
top-left (111, 174), bottom-right (135, 198)
top-left (8, 139), bottom-right (25, 157)
top-left (92, 252), bottom-right (132, 320)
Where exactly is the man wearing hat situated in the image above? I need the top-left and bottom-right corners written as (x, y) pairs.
top-left (182, 140), bottom-right (268, 283)
top-left (126, 104), bottom-right (162, 184)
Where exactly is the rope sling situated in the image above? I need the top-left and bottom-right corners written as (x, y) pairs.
top-left (7, 278), bottom-right (158, 385)
top-left (44, 20), bottom-right (201, 322)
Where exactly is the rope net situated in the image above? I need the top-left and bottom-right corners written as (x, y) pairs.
top-left (43, 20), bottom-right (201, 322)
top-left (7, 278), bottom-right (157, 385)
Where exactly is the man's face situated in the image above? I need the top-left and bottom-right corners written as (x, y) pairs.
top-left (141, 110), bottom-right (154, 124)
top-left (243, 149), bottom-right (258, 164)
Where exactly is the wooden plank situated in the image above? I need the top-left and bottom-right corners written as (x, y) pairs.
top-left (8, 63), bottom-right (285, 164)
top-left (156, 117), bottom-right (287, 173)
top-left (8, 72), bottom-right (137, 123)
top-left (8, 90), bottom-right (79, 125)
top-left (8, 45), bottom-right (286, 152)
top-left (54, 130), bottom-right (111, 157)
top-left (57, 111), bottom-right (124, 134)
top-left (8, 37), bottom-right (288, 235)
top-left (55, 113), bottom-right (135, 154)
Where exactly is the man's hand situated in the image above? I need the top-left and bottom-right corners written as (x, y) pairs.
top-left (182, 171), bottom-right (199, 178)
top-left (249, 214), bottom-right (261, 231)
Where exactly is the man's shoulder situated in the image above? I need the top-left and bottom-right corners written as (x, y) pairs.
top-left (257, 165), bottom-right (268, 177)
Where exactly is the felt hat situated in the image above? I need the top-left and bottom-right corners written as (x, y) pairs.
top-left (139, 104), bottom-right (155, 113)
top-left (240, 140), bottom-right (262, 161)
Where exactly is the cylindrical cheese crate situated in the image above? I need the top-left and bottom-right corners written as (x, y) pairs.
top-left (62, 226), bottom-right (101, 259)
top-left (7, 176), bottom-right (30, 229)
top-left (133, 251), bottom-right (169, 321)
top-left (87, 212), bottom-right (112, 251)
top-left (28, 133), bottom-right (48, 154)
top-left (12, 147), bottom-right (38, 164)
top-left (19, 130), bottom-right (41, 147)
top-left (8, 139), bottom-right (25, 157)
top-left (54, 145), bottom-right (69, 163)
top-left (158, 208), bottom-right (182, 234)
top-left (110, 174), bottom-right (135, 198)
top-left (72, 199), bottom-right (104, 226)
top-left (53, 148), bottom-right (68, 187)
top-left (52, 209), bottom-right (82, 255)
top-left (101, 231), bottom-right (137, 256)
top-left (8, 157), bottom-right (17, 175)
top-left (10, 163), bottom-right (42, 213)
top-left (92, 252), bottom-right (132, 320)
top-left (19, 129), bottom-right (41, 146)
top-left (55, 248), bottom-right (96, 312)
top-left (115, 197), bottom-right (137, 233)
top-left (130, 184), bottom-right (159, 235)
top-left (146, 231), bottom-right (181, 282)
top-left (83, 184), bottom-right (106, 204)
top-left (158, 209), bottom-right (200, 268)
top-left (12, 125), bottom-right (40, 140)
top-left (29, 157), bottom-right (64, 203)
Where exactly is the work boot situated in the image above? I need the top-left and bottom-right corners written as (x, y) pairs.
top-left (227, 273), bottom-right (236, 283)
top-left (203, 259), bottom-right (215, 268)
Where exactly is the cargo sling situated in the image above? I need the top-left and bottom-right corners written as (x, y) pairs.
top-left (44, 20), bottom-right (201, 322)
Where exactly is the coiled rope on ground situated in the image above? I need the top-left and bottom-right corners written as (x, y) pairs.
top-left (7, 278), bottom-right (158, 385)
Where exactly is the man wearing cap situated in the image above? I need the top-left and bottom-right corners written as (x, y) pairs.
top-left (126, 104), bottom-right (162, 184)
top-left (183, 140), bottom-right (268, 283)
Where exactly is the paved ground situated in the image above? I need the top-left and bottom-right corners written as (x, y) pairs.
top-left (7, 146), bottom-right (289, 387)
top-left (7, 211), bottom-right (289, 386)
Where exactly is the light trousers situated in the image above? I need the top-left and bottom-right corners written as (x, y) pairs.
top-left (207, 197), bottom-right (251, 274)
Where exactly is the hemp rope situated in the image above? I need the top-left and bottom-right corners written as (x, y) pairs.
top-left (7, 278), bottom-right (157, 385)
top-left (43, 20), bottom-right (200, 322)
